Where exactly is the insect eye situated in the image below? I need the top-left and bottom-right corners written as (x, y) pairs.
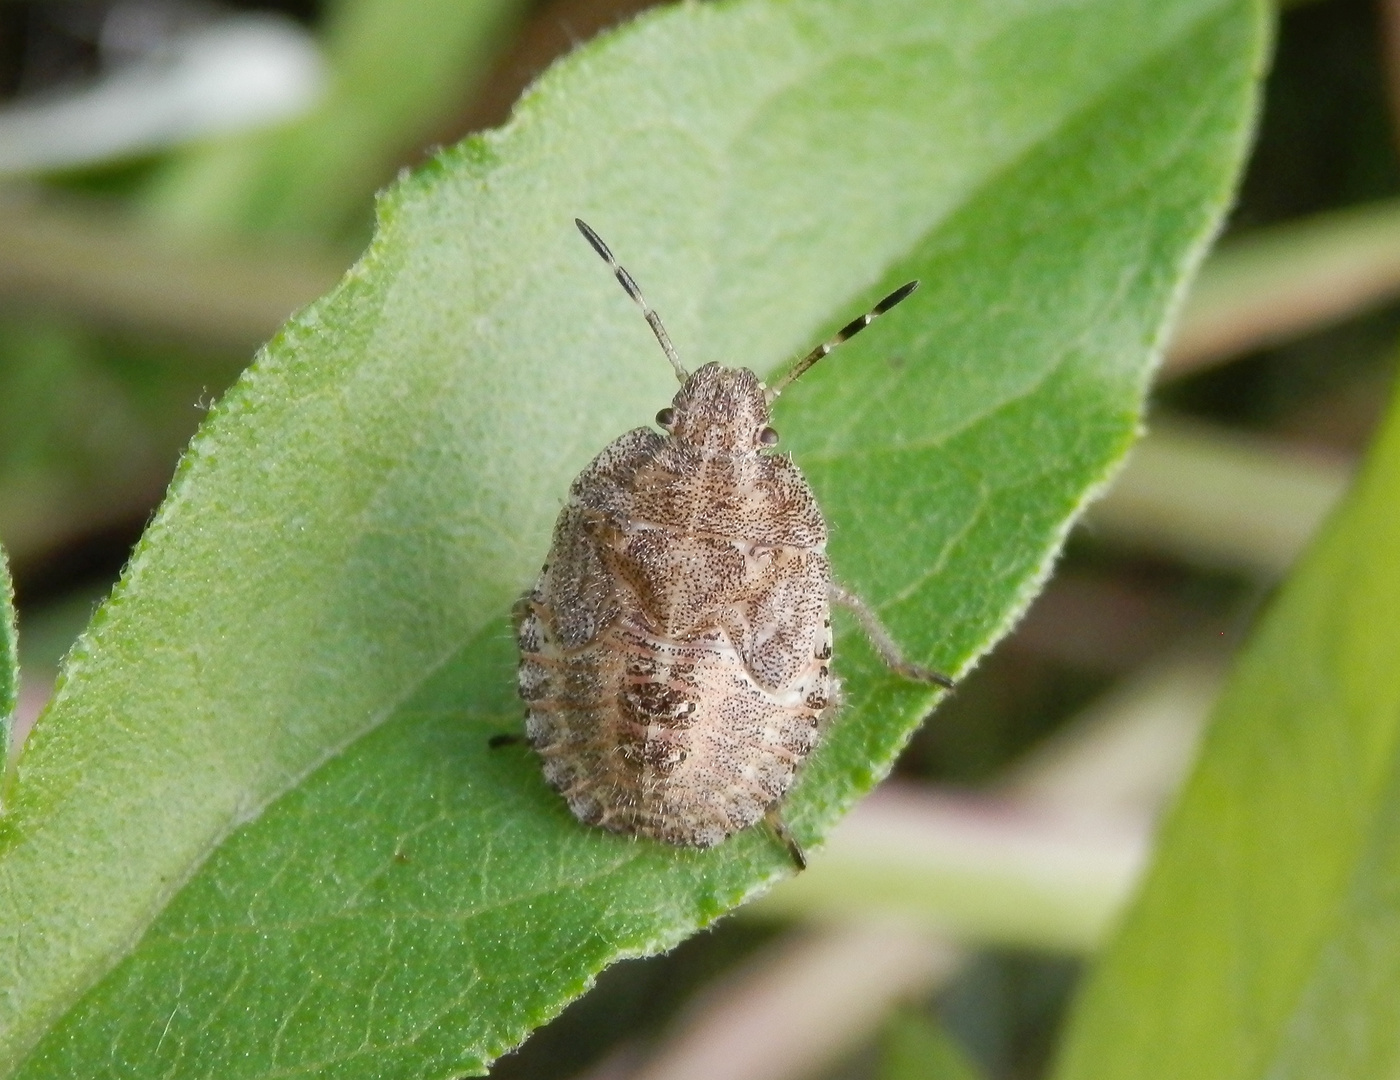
top-left (759, 426), bottom-right (780, 447)
top-left (656, 408), bottom-right (676, 428)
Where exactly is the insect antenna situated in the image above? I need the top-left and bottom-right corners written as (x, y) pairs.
top-left (576, 218), bottom-right (688, 383)
top-left (766, 280), bottom-right (919, 401)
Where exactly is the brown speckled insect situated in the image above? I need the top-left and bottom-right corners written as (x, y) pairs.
top-left (510, 220), bottom-right (952, 868)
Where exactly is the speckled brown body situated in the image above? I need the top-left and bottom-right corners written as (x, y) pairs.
top-left (516, 364), bottom-right (835, 848)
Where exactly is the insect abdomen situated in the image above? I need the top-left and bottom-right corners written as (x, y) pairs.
top-left (519, 609), bottom-right (829, 847)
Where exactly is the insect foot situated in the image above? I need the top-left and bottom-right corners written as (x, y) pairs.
top-left (515, 219), bottom-right (951, 871)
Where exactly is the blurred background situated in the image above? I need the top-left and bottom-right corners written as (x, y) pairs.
top-left (0, 0), bottom-right (1393, 1077)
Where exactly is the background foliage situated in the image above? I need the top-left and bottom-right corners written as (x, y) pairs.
top-left (1057, 345), bottom-right (1400, 1080)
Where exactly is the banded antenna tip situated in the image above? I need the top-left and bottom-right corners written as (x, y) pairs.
top-left (767, 278), bottom-right (921, 400)
top-left (575, 217), bottom-right (688, 383)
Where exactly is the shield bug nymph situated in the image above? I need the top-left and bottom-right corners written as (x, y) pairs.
top-left (512, 219), bottom-right (952, 868)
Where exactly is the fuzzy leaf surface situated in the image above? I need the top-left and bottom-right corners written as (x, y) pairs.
top-left (0, 0), bottom-right (1263, 1075)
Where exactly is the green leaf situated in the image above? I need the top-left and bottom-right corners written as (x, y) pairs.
top-left (881, 1009), bottom-right (987, 1080)
top-left (0, 0), bottom-right (1264, 1076)
top-left (1052, 375), bottom-right (1400, 1072)
top-left (0, 543), bottom-right (15, 765)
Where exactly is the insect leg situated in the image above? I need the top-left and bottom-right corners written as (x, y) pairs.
top-left (828, 582), bottom-right (954, 689)
top-left (764, 807), bottom-right (808, 871)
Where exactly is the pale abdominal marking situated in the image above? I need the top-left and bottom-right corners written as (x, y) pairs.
top-left (509, 219), bottom-right (953, 870)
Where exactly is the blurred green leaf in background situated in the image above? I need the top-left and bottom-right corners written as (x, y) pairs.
top-left (1055, 364), bottom-right (1400, 1080)
top-left (881, 1010), bottom-right (987, 1080)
